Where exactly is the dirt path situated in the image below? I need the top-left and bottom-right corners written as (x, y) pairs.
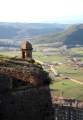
top-left (51, 65), bottom-right (83, 85)
top-left (50, 65), bottom-right (83, 85)
top-left (35, 59), bottom-right (44, 65)
top-left (50, 65), bottom-right (58, 76)
top-left (48, 64), bottom-right (83, 85)
top-left (70, 78), bottom-right (83, 85)
top-left (35, 59), bottom-right (83, 85)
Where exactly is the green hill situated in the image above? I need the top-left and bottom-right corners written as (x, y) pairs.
top-left (0, 22), bottom-right (68, 50)
top-left (32, 24), bottom-right (83, 48)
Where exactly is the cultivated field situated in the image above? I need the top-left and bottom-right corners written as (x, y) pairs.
top-left (33, 48), bottom-right (83, 100)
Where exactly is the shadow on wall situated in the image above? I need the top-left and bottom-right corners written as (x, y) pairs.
top-left (0, 74), bottom-right (54, 120)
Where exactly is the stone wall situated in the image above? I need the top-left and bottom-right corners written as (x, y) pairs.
top-left (54, 105), bottom-right (83, 120)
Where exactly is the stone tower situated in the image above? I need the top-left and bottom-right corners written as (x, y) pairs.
top-left (21, 41), bottom-right (33, 59)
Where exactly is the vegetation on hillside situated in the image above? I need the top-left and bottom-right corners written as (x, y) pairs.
top-left (33, 24), bottom-right (83, 48)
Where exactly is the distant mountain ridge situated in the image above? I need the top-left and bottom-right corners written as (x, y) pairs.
top-left (32, 24), bottom-right (83, 48)
top-left (0, 22), bottom-right (68, 39)
top-left (0, 23), bottom-right (83, 49)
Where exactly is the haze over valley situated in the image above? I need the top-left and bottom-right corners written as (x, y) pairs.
top-left (0, 23), bottom-right (83, 50)
top-left (0, 22), bottom-right (68, 50)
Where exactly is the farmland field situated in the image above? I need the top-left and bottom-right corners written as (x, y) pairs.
top-left (54, 64), bottom-right (83, 82)
top-left (33, 48), bottom-right (83, 100)
top-left (50, 80), bottom-right (83, 100)
top-left (33, 51), bottom-right (66, 63)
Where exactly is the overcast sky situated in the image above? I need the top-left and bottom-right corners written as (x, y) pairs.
top-left (0, 0), bottom-right (83, 23)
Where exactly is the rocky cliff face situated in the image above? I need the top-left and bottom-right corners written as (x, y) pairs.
top-left (0, 59), bottom-right (54, 120)
top-left (0, 59), bottom-right (51, 86)
top-left (0, 86), bottom-right (54, 120)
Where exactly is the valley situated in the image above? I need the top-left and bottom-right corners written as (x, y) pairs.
top-left (33, 47), bottom-right (83, 100)
top-left (0, 22), bottom-right (83, 103)
top-left (0, 46), bottom-right (83, 101)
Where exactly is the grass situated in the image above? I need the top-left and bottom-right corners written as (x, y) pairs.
top-left (50, 80), bottom-right (83, 100)
top-left (33, 51), bottom-right (66, 63)
top-left (70, 47), bottom-right (83, 55)
top-left (69, 47), bottom-right (83, 61)
top-left (55, 64), bottom-right (83, 82)
top-left (0, 51), bottom-right (21, 59)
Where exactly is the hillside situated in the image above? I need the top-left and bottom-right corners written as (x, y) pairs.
top-left (0, 22), bottom-right (69, 50)
top-left (32, 24), bottom-right (83, 48)
top-left (0, 22), bottom-right (67, 39)
top-left (1, 23), bottom-right (83, 49)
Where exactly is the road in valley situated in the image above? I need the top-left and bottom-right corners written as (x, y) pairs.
top-left (70, 78), bottom-right (83, 85)
top-left (35, 59), bottom-right (83, 85)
